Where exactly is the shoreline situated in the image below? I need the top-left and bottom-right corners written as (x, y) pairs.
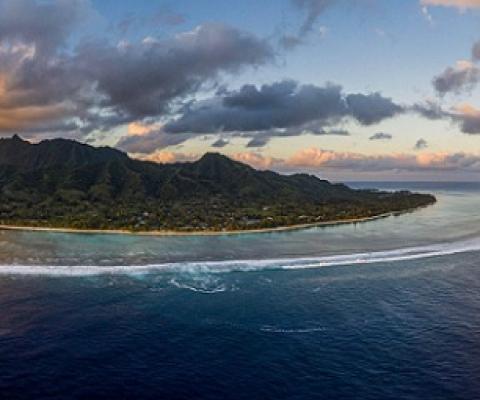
top-left (0, 209), bottom-right (421, 237)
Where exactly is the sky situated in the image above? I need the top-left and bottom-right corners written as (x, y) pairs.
top-left (1, 0), bottom-right (480, 180)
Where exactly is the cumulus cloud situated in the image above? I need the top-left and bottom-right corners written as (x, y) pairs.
top-left (412, 100), bottom-right (447, 120)
top-left (280, 147), bottom-right (480, 173)
top-left (414, 138), bottom-right (428, 150)
top-left (433, 60), bottom-right (480, 94)
top-left (345, 93), bottom-right (403, 125)
top-left (0, 0), bottom-right (274, 139)
top-left (369, 132), bottom-right (392, 140)
top-left (76, 23), bottom-right (273, 120)
top-left (231, 152), bottom-right (282, 170)
top-left (133, 146), bottom-right (480, 179)
top-left (413, 100), bottom-right (480, 134)
top-left (0, 0), bottom-right (92, 54)
top-left (451, 103), bottom-right (480, 133)
top-left (127, 80), bottom-right (401, 153)
top-left (149, 80), bottom-right (403, 152)
top-left (0, 0), bottom-right (95, 134)
top-left (180, 147), bottom-right (480, 176)
top-left (139, 150), bottom-right (198, 164)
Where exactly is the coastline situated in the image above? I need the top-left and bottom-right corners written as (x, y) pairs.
top-left (0, 209), bottom-right (421, 237)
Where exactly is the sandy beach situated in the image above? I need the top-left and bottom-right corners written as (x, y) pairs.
top-left (0, 212), bottom-right (403, 237)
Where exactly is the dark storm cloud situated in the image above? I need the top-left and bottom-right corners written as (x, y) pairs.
top-left (0, 0), bottom-right (92, 54)
top-left (74, 23), bottom-right (274, 119)
top-left (122, 81), bottom-right (400, 153)
top-left (0, 0), bottom-right (94, 132)
top-left (164, 80), bottom-right (403, 135)
top-left (0, 1), bottom-right (274, 139)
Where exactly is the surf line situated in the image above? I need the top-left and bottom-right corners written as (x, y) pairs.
top-left (0, 237), bottom-right (479, 276)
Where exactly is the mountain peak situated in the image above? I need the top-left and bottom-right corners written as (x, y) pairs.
top-left (11, 134), bottom-right (24, 142)
top-left (199, 152), bottom-right (231, 162)
top-left (0, 136), bottom-right (127, 171)
top-left (1, 134), bottom-right (26, 143)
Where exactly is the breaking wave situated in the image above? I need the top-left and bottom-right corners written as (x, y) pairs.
top-left (1, 236), bottom-right (480, 276)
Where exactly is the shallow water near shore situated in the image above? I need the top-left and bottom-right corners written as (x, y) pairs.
top-left (1, 182), bottom-right (480, 399)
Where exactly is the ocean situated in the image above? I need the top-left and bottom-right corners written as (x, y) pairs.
top-left (1, 182), bottom-right (479, 399)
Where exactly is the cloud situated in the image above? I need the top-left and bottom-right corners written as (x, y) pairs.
top-left (231, 151), bottom-right (282, 170)
top-left (0, 0), bottom-right (95, 136)
top-left (133, 146), bottom-right (480, 179)
top-left (414, 100), bottom-right (480, 134)
top-left (280, 0), bottom-right (332, 49)
top-left (452, 103), bottom-right (480, 133)
top-left (159, 80), bottom-right (403, 151)
top-left (412, 100), bottom-right (447, 120)
top-left (120, 80), bottom-right (400, 153)
top-left (421, 0), bottom-right (480, 9)
top-left (294, 0), bottom-right (332, 36)
top-left (139, 150), bottom-right (198, 164)
top-left (163, 80), bottom-right (348, 134)
top-left (0, 0), bottom-right (274, 139)
top-left (433, 60), bottom-right (480, 94)
top-left (472, 41), bottom-right (480, 61)
top-left (345, 93), bottom-right (403, 125)
top-left (75, 23), bottom-right (274, 120)
top-left (421, 6), bottom-right (435, 24)
top-left (414, 138), bottom-right (428, 150)
top-left (0, 103), bottom-right (75, 132)
top-left (203, 147), bottom-right (480, 177)
top-left (0, 0), bottom-right (92, 54)
top-left (369, 132), bottom-right (392, 140)
top-left (291, 148), bottom-right (480, 173)
top-left (282, 147), bottom-right (480, 173)
top-left (325, 128), bottom-right (350, 136)
top-left (117, 6), bottom-right (185, 35)
top-left (117, 131), bottom-right (193, 153)
top-left (211, 138), bottom-right (229, 148)
top-left (127, 121), bottom-right (162, 136)
top-left (246, 136), bottom-right (270, 148)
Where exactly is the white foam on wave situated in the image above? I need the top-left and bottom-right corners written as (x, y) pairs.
top-left (169, 277), bottom-right (228, 294)
top-left (1, 236), bottom-right (480, 276)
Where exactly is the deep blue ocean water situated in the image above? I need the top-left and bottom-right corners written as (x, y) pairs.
top-left (1, 182), bottom-right (480, 399)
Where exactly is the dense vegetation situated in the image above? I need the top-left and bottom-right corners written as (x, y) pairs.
top-left (0, 135), bottom-right (436, 232)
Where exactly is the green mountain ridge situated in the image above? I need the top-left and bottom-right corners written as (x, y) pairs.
top-left (0, 136), bottom-right (436, 231)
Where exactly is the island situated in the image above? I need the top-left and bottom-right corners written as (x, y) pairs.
top-left (0, 135), bottom-right (436, 234)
